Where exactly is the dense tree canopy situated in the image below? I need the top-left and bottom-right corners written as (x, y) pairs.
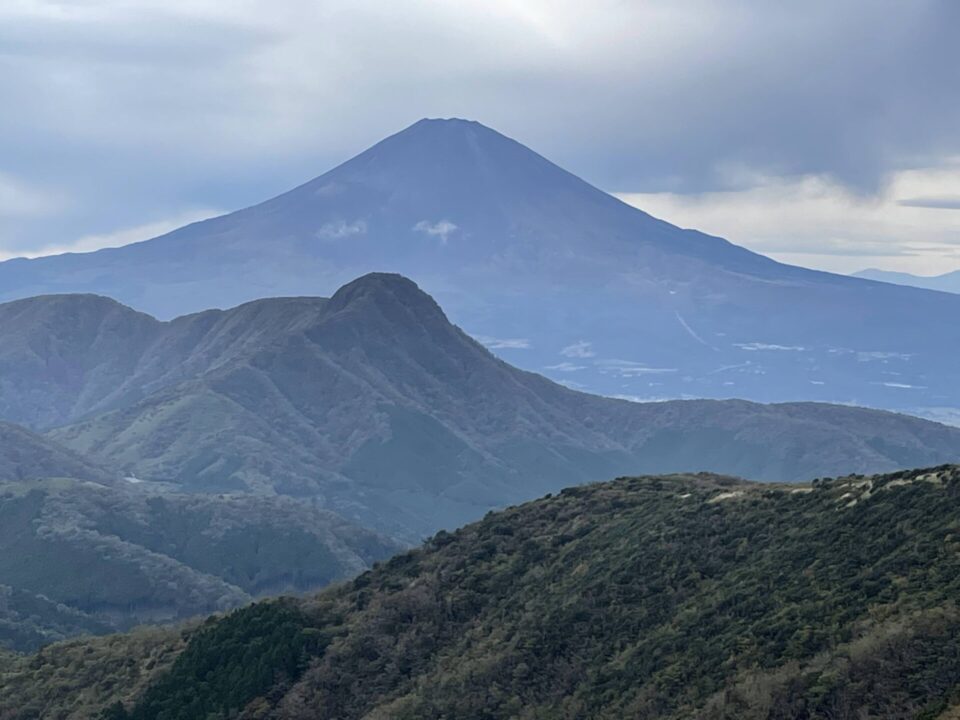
top-left (5, 466), bottom-right (960, 719)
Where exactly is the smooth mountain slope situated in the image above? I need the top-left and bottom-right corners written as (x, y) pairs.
top-left (0, 120), bottom-right (958, 415)
top-left (0, 274), bottom-right (953, 540)
top-left (8, 465), bottom-right (960, 720)
top-left (854, 267), bottom-right (960, 294)
top-left (0, 478), bottom-right (400, 652)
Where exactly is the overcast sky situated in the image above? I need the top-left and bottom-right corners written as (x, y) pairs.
top-left (2, 0), bottom-right (959, 274)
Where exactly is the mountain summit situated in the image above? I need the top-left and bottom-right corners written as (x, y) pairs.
top-left (1, 120), bottom-right (959, 415)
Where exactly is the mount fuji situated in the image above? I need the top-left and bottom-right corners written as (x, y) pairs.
top-left (2, 118), bottom-right (958, 416)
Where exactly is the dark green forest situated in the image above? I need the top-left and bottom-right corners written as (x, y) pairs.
top-left (5, 466), bottom-right (960, 719)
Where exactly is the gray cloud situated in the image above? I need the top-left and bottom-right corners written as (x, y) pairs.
top-left (1, 1), bottom-right (958, 253)
top-left (898, 197), bottom-right (960, 210)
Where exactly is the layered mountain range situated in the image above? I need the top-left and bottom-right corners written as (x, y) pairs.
top-left (0, 119), bottom-right (957, 417)
top-left (1, 274), bottom-right (958, 541)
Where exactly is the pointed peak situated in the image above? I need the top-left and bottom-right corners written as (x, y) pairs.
top-left (404, 117), bottom-right (498, 135)
top-left (326, 273), bottom-right (445, 318)
top-left (294, 115), bottom-right (598, 215)
top-left (410, 117), bottom-right (485, 127)
top-left (376, 116), bottom-right (518, 151)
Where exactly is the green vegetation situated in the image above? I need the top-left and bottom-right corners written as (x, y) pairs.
top-left (0, 584), bottom-right (111, 652)
top-left (107, 601), bottom-right (323, 720)
top-left (0, 480), bottom-right (400, 652)
top-left (0, 626), bottom-right (187, 720)
top-left (7, 465), bottom-right (960, 719)
top-left (0, 422), bottom-right (114, 485)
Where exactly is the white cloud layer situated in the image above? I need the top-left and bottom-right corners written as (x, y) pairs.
top-left (0, 208), bottom-right (222, 261)
top-left (618, 163), bottom-right (960, 275)
top-left (473, 335), bottom-right (531, 350)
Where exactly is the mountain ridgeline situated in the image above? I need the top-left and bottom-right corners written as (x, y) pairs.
top-left (5, 465), bottom-right (960, 719)
top-left (0, 274), bottom-right (958, 541)
top-left (0, 119), bottom-right (957, 416)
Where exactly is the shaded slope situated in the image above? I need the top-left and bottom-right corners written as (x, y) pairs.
top-left (12, 465), bottom-right (960, 720)
top-left (0, 479), bottom-right (400, 651)
top-left (0, 585), bottom-right (112, 653)
top-left (0, 422), bottom-right (116, 485)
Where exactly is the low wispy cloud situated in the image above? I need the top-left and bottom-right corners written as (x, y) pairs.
top-left (735, 342), bottom-right (806, 352)
top-left (473, 335), bottom-right (531, 350)
top-left (544, 362), bottom-right (586, 372)
top-left (560, 340), bottom-right (595, 358)
top-left (898, 196), bottom-right (960, 210)
top-left (608, 394), bottom-right (676, 403)
top-left (0, 208), bottom-right (223, 261)
top-left (857, 351), bottom-right (913, 362)
top-left (413, 220), bottom-right (458, 243)
top-left (595, 359), bottom-right (678, 377)
top-left (316, 219), bottom-right (367, 240)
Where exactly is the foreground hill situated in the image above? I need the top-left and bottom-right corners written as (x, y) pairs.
top-left (1, 275), bottom-right (958, 540)
top-left (0, 119), bottom-right (958, 416)
top-left (0, 478), bottom-right (399, 652)
top-left (6, 465), bottom-right (960, 719)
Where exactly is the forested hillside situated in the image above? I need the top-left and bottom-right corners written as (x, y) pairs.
top-left (0, 480), bottom-right (400, 652)
top-left (5, 465), bottom-right (960, 719)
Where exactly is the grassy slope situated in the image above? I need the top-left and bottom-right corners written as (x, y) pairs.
top-left (7, 466), bottom-right (960, 719)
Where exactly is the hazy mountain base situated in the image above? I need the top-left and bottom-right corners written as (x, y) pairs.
top-left (0, 479), bottom-right (400, 652)
top-left (3, 275), bottom-right (959, 543)
top-left (0, 584), bottom-right (112, 653)
top-left (6, 466), bottom-right (960, 719)
top-left (854, 268), bottom-right (960, 295)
